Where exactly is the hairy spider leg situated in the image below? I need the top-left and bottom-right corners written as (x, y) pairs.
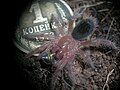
top-left (87, 38), bottom-right (118, 50)
top-left (78, 49), bottom-right (96, 70)
top-left (50, 14), bottom-right (65, 36)
top-left (25, 42), bottom-right (51, 58)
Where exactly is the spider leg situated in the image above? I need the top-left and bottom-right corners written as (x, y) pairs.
top-left (73, 7), bottom-right (87, 20)
top-left (78, 40), bottom-right (92, 48)
top-left (91, 38), bottom-right (117, 49)
top-left (25, 42), bottom-right (51, 58)
top-left (54, 51), bottom-right (76, 73)
top-left (36, 43), bottom-right (54, 60)
top-left (54, 57), bottom-right (68, 71)
top-left (80, 38), bottom-right (117, 50)
top-left (50, 14), bottom-right (65, 36)
top-left (78, 49), bottom-right (96, 70)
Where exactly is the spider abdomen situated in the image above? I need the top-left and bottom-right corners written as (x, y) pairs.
top-left (72, 18), bottom-right (94, 40)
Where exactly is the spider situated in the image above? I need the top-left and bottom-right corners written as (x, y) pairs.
top-left (25, 7), bottom-right (117, 73)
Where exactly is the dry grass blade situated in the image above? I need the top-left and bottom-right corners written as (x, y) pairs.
top-left (98, 9), bottom-right (109, 12)
top-left (81, 1), bottom-right (104, 8)
top-left (101, 7), bottom-right (114, 22)
top-left (103, 69), bottom-right (114, 90)
top-left (106, 18), bottom-right (115, 40)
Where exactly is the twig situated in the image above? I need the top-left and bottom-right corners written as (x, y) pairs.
top-left (51, 73), bottom-right (61, 90)
top-left (61, 70), bottom-right (73, 89)
top-left (103, 69), bottom-right (114, 90)
top-left (74, 1), bottom-right (104, 12)
top-left (74, 1), bottom-right (105, 20)
top-left (101, 7), bottom-right (114, 22)
top-left (106, 18), bottom-right (115, 40)
top-left (81, 1), bottom-right (104, 8)
top-left (98, 9), bottom-right (109, 12)
top-left (116, 49), bottom-right (120, 56)
top-left (62, 77), bottom-right (73, 88)
top-left (105, 50), bottom-right (112, 54)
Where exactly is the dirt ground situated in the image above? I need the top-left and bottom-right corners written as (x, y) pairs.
top-left (14, 0), bottom-right (120, 90)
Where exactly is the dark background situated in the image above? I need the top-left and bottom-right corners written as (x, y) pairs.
top-left (5, 0), bottom-right (119, 90)
top-left (5, 0), bottom-right (35, 90)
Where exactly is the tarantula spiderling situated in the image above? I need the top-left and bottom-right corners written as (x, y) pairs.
top-left (25, 7), bottom-right (117, 73)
